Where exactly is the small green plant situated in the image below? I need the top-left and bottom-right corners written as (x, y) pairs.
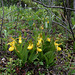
top-left (37, 34), bottom-right (62, 68)
top-left (7, 36), bottom-right (38, 66)
top-left (7, 32), bottom-right (62, 68)
top-left (1, 58), bottom-right (22, 75)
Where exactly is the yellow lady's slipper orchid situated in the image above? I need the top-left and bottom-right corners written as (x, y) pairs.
top-left (8, 41), bottom-right (15, 51)
top-left (54, 42), bottom-right (59, 46)
top-left (56, 46), bottom-right (61, 51)
top-left (27, 44), bottom-right (33, 50)
top-left (9, 46), bottom-right (14, 51)
top-left (36, 33), bottom-right (43, 53)
top-left (10, 37), bottom-right (15, 41)
top-left (7, 42), bottom-right (13, 46)
top-left (7, 37), bottom-right (16, 51)
top-left (47, 38), bottom-right (51, 42)
top-left (8, 41), bottom-right (15, 46)
top-left (37, 47), bottom-right (42, 52)
top-left (40, 26), bottom-right (44, 29)
top-left (54, 40), bottom-right (62, 51)
top-left (29, 16), bottom-right (31, 17)
top-left (19, 36), bottom-right (22, 43)
top-left (45, 17), bottom-right (47, 19)
top-left (27, 41), bottom-right (33, 50)
top-left (38, 33), bottom-right (42, 39)
top-left (54, 40), bottom-right (62, 46)
top-left (47, 21), bottom-right (49, 23)
top-left (37, 33), bottom-right (43, 47)
top-left (37, 38), bottom-right (42, 44)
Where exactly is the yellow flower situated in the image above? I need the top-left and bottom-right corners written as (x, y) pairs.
top-left (10, 37), bottom-right (15, 41)
top-left (8, 41), bottom-right (13, 46)
top-left (8, 40), bottom-right (16, 46)
top-left (36, 33), bottom-right (43, 48)
top-left (7, 37), bottom-right (16, 51)
top-left (54, 42), bottom-right (59, 46)
top-left (27, 41), bottom-right (33, 50)
top-left (38, 33), bottom-right (42, 39)
top-left (55, 57), bottom-right (57, 61)
top-left (45, 17), bottom-right (47, 19)
top-left (54, 40), bottom-right (62, 46)
top-left (37, 47), bottom-right (42, 52)
top-left (56, 46), bottom-right (61, 51)
top-left (47, 38), bottom-right (51, 42)
top-left (27, 44), bottom-right (33, 50)
top-left (29, 16), bottom-right (31, 17)
top-left (37, 33), bottom-right (43, 44)
top-left (19, 36), bottom-right (22, 44)
top-left (8, 41), bottom-right (15, 51)
top-left (9, 46), bottom-right (14, 51)
top-left (54, 40), bottom-right (62, 51)
top-left (47, 21), bottom-right (49, 23)
top-left (40, 26), bottom-right (44, 29)
top-left (37, 38), bottom-right (42, 44)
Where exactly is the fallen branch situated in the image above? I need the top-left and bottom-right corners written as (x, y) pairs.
top-left (32, 0), bottom-right (75, 11)
top-left (63, 0), bottom-right (75, 41)
top-left (52, 20), bottom-right (72, 33)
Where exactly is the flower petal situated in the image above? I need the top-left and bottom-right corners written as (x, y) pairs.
top-left (47, 38), bottom-right (51, 42)
top-left (9, 46), bottom-right (14, 51)
top-left (37, 47), bottom-right (42, 52)
top-left (56, 46), bottom-right (61, 51)
top-left (27, 44), bottom-right (33, 50)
